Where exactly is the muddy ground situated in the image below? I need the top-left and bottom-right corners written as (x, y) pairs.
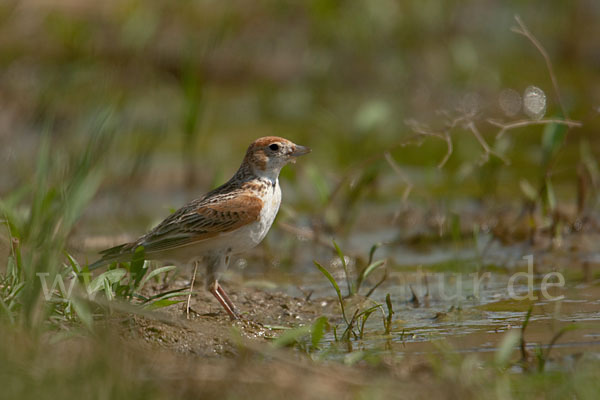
top-left (96, 277), bottom-right (452, 400)
top-left (123, 278), bottom-right (326, 357)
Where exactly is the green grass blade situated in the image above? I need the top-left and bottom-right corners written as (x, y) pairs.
top-left (70, 297), bottom-right (93, 330)
top-left (314, 260), bottom-right (349, 325)
top-left (139, 265), bottom-right (176, 289)
top-left (384, 293), bottom-right (394, 334)
top-left (540, 324), bottom-right (579, 371)
top-left (142, 287), bottom-right (190, 304)
top-left (357, 305), bottom-right (381, 339)
top-left (495, 330), bottom-right (520, 369)
top-left (0, 296), bottom-right (15, 324)
top-left (103, 278), bottom-right (113, 301)
top-left (311, 316), bottom-right (329, 349)
top-left (357, 259), bottom-right (386, 294)
top-left (271, 325), bottom-right (312, 348)
top-left (545, 177), bottom-right (556, 212)
top-left (367, 243), bottom-right (380, 266)
top-left (65, 252), bottom-right (82, 275)
top-left (365, 269), bottom-right (388, 299)
top-left (89, 269), bottom-right (127, 295)
top-left (541, 120), bottom-right (567, 166)
top-left (129, 246), bottom-right (147, 290)
top-left (144, 299), bottom-right (185, 310)
top-left (333, 240), bottom-right (354, 296)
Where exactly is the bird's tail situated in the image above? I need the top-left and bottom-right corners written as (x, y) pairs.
top-left (87, 242), bottom-right (135, 271)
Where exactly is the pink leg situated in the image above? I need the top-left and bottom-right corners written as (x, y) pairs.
top-left (209, 281), bottom-right (239, 320)
top-left (217, 285), bottom-right (236, 312)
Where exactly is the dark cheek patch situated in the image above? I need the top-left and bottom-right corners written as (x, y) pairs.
top-left (252, 151), bottom-right (268, 170)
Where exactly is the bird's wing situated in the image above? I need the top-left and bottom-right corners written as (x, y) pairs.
top-left (138, 194), bottom-right (263, 253)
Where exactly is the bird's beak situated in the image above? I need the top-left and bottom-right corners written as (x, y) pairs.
top-left (291, 145), bottom-right (311, 157)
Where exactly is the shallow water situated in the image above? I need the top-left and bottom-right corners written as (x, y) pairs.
top-left (300, 269), bottom-right (600, 363)
top-left (241, 240), bottom-right (600, 364)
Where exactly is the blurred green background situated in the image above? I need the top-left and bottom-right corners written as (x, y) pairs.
top-left (2, 0), bottom-right (598, 215)
top-left (0, 0), bottom-right (598, 275)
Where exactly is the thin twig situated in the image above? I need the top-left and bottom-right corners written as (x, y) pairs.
top-left (405, 119), bottom-right (454, 168)
top-left (365, 269), bottom-right (388, 298)
top-left (396, 16), bottom-right (581, 176)
top-left (406, 115), bottom-right (510, 168)
top-left (465, 121), bottom-right (510, 165)
top-left (185, 261), bottom-right (198, 319)
top-left (512, 15), bottom-right (568, 119)
top-left (383, 152), bottom-right (413, 201)
top-left (488, 118), bottom-right (582, 139)
top-left (512, 14), bottom-right (585, 214)
top-left (438, 132), bottom-right (453, 168)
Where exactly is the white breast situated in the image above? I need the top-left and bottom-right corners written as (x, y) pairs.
top-left (258, 180), bottom-right (282, 239)
top-left (239, 179), bottom-right (281, 253)
top-left (203, 179), bottom-right (281, 257)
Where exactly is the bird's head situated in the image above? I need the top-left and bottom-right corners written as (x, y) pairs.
top-left (244, 136), bottom-right (310, 178)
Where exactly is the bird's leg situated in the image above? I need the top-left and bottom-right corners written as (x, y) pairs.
top-left (217, 252), bottom-right (239, 314)
top-left (216, 284), bottom-right (239, 317)
top-left (209, 281), bottom-right (239, 320)
top-left (205, 251), bottom-right (239, 320)
top-left (186, 261), bottom-right (199, 319)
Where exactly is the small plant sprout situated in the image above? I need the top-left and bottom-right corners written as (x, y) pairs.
top-left (314, 260), bottom-right (350, 326)
top-left (384, 294), bottom-right (394, 335)
top-left (333, 240), bottom-right (354, 296)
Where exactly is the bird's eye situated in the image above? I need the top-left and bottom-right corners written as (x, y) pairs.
top-left (269, 143), bottom-right (280, 151)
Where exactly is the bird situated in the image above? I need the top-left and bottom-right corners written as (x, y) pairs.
top-left (88, 136), bottom-right (310, 319)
